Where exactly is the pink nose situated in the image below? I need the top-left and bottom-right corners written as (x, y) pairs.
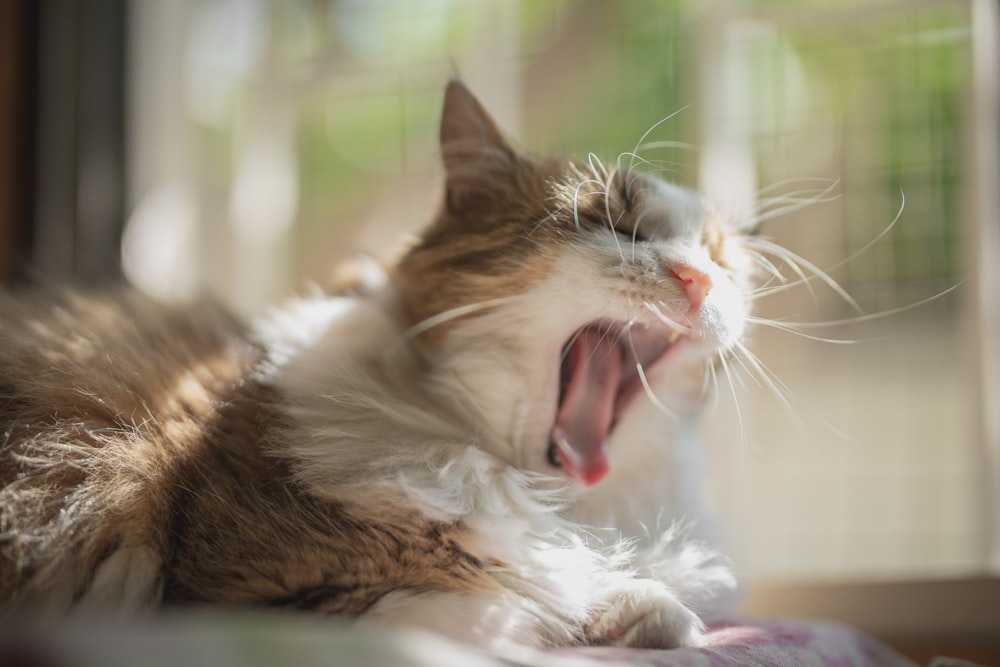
top-left (671, 264), bottom-right (713, 313)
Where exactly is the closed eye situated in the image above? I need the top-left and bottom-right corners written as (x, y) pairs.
top-left (614, 225), bottom-right (646, 243)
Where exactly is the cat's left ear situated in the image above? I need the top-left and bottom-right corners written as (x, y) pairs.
top-left (439, 80), bottom-right (518, 212)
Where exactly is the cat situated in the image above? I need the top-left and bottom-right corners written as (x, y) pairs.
top-left (0, 81), bottom-right (749, 650)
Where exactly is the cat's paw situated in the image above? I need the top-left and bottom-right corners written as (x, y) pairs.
top-left (587, 580), bottom-right (705, 649)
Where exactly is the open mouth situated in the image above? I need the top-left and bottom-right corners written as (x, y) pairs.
top-left (547, 321), bottom-right (682, 485)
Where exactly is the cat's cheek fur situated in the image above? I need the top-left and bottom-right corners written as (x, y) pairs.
top-left (425, 231), bottom-right (748, 487)
top-left (422, 246), bottom-right (643, 478)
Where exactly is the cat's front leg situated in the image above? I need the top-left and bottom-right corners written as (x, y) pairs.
top-left (587, 578), bottom-right (705, 649)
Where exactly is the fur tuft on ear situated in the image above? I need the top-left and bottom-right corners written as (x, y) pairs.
top-left (439, 80), bottom-right (517, 212)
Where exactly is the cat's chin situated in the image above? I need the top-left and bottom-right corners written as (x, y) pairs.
top-left (547, 320), bottom-right (683, 485)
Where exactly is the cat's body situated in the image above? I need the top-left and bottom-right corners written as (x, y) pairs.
top-left (0, 82), bottom-right (748, 649)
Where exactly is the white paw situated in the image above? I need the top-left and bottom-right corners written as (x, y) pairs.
top-left (587, 580), bottom-right (706, 649)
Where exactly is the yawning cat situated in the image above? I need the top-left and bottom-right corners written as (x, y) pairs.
top-left (0, 81), bottom-right (749, 650)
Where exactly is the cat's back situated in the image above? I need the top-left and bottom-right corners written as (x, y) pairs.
top-left (0, 287), bottom-right (254, 437)
top-left (0, 286), bottom-right (262, 612)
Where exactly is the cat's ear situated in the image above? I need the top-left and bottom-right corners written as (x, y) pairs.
top-left (439, 80), bottom-right (517, 212)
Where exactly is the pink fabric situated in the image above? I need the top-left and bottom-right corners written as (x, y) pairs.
top-left (553, 618), bottom-right (918, 667)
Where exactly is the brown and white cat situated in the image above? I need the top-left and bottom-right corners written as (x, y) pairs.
top-left (0, 81), bottom-right (749, 650)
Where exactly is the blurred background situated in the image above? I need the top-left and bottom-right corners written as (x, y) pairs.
top-left (0, 0), bottom-right (997, 659)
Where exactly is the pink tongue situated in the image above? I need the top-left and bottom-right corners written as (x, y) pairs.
top-left (551, 329), bottom-right (622, 485)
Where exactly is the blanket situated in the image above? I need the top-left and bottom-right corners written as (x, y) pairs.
top-left (0, 613), bottom-right (917, 667)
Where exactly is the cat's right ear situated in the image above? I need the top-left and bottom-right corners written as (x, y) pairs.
top-left (439, 80), bottom-right (517, 213)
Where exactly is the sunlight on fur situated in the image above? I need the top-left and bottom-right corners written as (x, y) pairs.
top-left (0, 79), bottom-right (898, 652)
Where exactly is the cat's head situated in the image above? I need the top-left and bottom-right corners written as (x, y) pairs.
top-left (396, 81), bottom-right (754, 487)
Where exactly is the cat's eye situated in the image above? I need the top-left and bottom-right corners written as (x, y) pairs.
top-left (614, 223), bottom-right (647, 244)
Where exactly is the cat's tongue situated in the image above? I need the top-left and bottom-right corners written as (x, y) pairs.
top-left (551, 329), bottom-right (622, 485)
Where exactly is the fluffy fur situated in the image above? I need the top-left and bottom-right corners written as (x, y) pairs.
top-left (0, 81), bottom-right (751, 650)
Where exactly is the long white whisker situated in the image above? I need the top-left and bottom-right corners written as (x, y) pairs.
top-left (756, 176), bottom-right (839, 196)
top-left (617, 152), bottom-right (691, 179)
top-left (752, 182), bottom-right (840, 220)
top-left (746, 237), bottom-right (862, 313)
top-left (625, 105), bottom-right (691, 173)
top-left (602, 168), bottom-right (628, 266)
top-left (705, 360), bottom-right (720, 413)
top-left (753, 188), bottom-right (839, 210)
top-left (526, 207), bottom-right (563, 238)
top-left (728, 349), bottom-right (762, 390)
top-left (643, 302), bottom-right (691, 335)
top-left (733, 340), bottom-right (800, 423)
top-left (635, 140), bottom-right (699, 153)
top-left (738, 178), bottom-right (841, 230)
top-left (816, 189), bottom-right (905, 275)
top-left (746, 238), bottom-right (823, 311)
top-left (636, 361), bottom-right (677, 419)
top-left (572, 178), bottom-right (607, 229)
top-left (748, 250), bottom-right (788, 285)
top-left (747, 281), bottom-right (963, 332)
top-left (393, 295), bottom-right (522, 349)
top-left (717, 353), bottom-right (746, 451)
top-left (746, 317), bottom-right (861, 344)
top-left (587, 153), bottom-right (609, 183)
top-left (751, 198), bottom-right (840, 225)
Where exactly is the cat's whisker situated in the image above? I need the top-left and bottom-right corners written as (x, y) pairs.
top-left (750, 197), bottom-right (840, 226)
top-left (747, 191), bottom-right (906, 314)
top-left (755, 175), bottom-right (839, 196)
top-left (753, 188), bottom-right (839, 212)
top-left (704, 360), bottom-right (721, 414)
top-left (806, 189), bottom-right (906, 276)
top-left (627, 339), bottom-right (678, 420)
top-left (572, 178), bottom-right (609, 229)
top-left (588, 322), bottom-right (625, 367)
top-left (526, 208), bottom-right (564, 238)
top-left (636, 362), bottom-right (677, 419)
top-left (716, 352), bottom-right (747, 451)
top-left (625, 105), bottom-right (690, 173)
top-left (731, 341), bottom-right (801, 425)
top-left (727, 349), bottom-right (762, 391)
top-left (393, 295), bottom-right (525, 349)
top-left (613, 159), bottom-right (647, 203)
top-left (629, 208), bottom-right (659, 262)
top-left (745, 316), bottom-right (860, 344)
top-left (744, 237), bottom-right (861, 314)
top-left (747, 280), bottom-right (812, 303)
top-left (737, 178), bottom-right (841, 231)
top-left (618, 159), bottom-right (689, 189)
top-left (732, 338), bottom-right (860, 444)
top-left (634, 140), bottom-right (699, 154)
top-left (752, 180), bottom-right (840, 213)
top-left (642, 302), bottom-right (691, 336)
top-left (600, 168), bottom-right (630, 266)
top-left (587, 153), bottom-right (610, 184)
top-left (617, 153), bottom-right (691, 178)
top-left (559, 327), bottom-right (587, 366)
top-left (748, 251), bottom-right (788, 285)
top-left (746, 281), bottom-right (962, 333)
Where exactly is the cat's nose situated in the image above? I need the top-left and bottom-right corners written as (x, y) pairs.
top-left (670, 264), bottom-right (713, 313)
